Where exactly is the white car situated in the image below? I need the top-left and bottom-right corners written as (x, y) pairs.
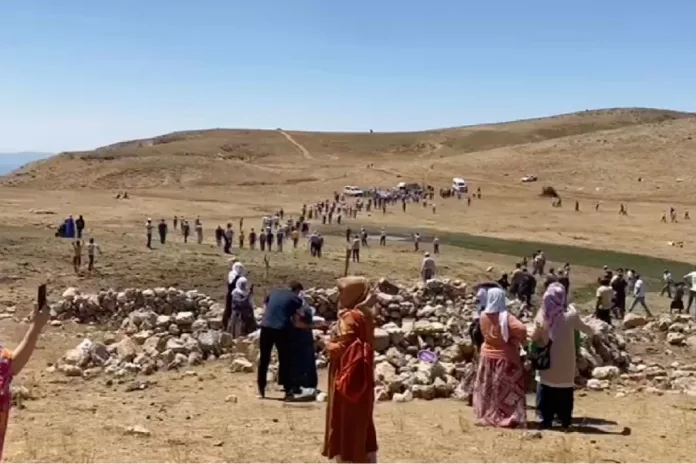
top-left (521, 175), bottom-right (538, 183)
top-left (343, 186), bottom-right (364, 197)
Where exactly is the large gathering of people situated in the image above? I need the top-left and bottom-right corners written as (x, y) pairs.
top-left (42, 181), bottom-right (696, 463)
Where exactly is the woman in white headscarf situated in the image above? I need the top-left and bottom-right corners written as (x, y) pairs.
top-left (472, 287), bottom-right (528, 428)
top-left (223, 261), bottom-right (246, 333)
top-left (224, 276), bottom-right (257, 338)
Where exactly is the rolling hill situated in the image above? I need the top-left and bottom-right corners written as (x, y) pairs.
top-left (2, 107), bottom-right (694, 190)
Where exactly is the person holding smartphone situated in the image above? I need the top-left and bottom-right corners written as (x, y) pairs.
top-left (0, 284), bottom-right (51, 460)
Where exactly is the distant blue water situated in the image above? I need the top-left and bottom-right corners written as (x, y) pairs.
top-left (0, 152), bottom-right (53, 175)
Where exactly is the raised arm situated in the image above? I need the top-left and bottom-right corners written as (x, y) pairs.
top-left (11, 303), bottom-right (50, 375)
top-left (570, 312), bottom-right (595, 337)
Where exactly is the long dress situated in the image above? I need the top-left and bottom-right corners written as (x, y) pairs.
top-left (222, 276), bottom-right (240, 330)
top-left (321, 308), bottom-right (378, 463)
top-left (227, 292), bottom-right (257, 338)
top-left (293, 309), bottom-right (318, 390)
top-left (473, 313), bottom-right (528, 428)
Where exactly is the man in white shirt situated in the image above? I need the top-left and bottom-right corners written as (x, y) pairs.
top-left (421, 252), bottom-right (436, 281)
top-left (629, 274), bottom-right (652, 316)
top-left (661, 269), bottom-right (673, 298)
top-left (683, 270), bottom-right (696, 315)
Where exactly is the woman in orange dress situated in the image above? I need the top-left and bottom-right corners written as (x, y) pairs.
top-left (472, 287), bottom-right (528, 428)
top-left (321, 276), bottom-right (379, 463)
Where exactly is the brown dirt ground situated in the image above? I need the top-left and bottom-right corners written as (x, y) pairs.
top-left (2, 108), bottom-right (696, 462)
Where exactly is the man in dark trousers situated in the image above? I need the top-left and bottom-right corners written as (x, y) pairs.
top-left (158, 219), bottom-right (168, 245)
top-left (519, 268), bottom-right (537, 312)
top-left (611, 268), bottom-right (628, 319)
top-left (257, 281), bottom-right (308, 400)
top-left (75, 215), bottom-right (85, 239)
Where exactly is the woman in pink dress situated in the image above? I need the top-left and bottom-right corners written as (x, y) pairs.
top-left (0, 292), bottom-right (51, 460)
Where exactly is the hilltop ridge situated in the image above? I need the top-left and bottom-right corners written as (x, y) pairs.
top-left (2, 107), bottom-right (694, 190)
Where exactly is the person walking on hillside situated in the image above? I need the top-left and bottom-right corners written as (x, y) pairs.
top-left (145, 218), bottom-right (153, 249)
top-left (215, 225), bottom-right (224, 247)
top-left (72, 240), bottom-right (83, 274)
top-left (351, 235), bottom-right (361, 263)
top-left (379, 229), bottom-right (386, 246)
top-left (414, 233), bottom-right (421, 252)
top-left (195, 218), bottom-right (203, 244)
top-left (611, 269), bottom-right (628, 319)
top-left (629, 275), bottom-right (652, 316)
top-left (158, 219), bottom-right (168, 245)
top-left (224, 223), bottom-right (234, 254)
top-left (75, 215), bottom-right (86, 239)
top-left (594, 278), bottom-right (614, 325)
top-left (182, 220), bottom-right (191, 243)
top-left (173, 215), bottom-right (179, 230)
top-left (661, 269), bottom-right (673, 298)
top-left (433, 237), bottom-right (440, 255)
top-left (87, 238), bottom-right (100, 272)
top-left (421, 252), bottom-right (436, 281)
top-left (249, 228), bottom-right (257, 250)
top-left (683, 269), bottom-right (696, 315)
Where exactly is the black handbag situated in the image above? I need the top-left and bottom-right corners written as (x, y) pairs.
top-left (529, 340), bottom-right (552, 371)
top-left (469, 319), bottom-right (484, 349)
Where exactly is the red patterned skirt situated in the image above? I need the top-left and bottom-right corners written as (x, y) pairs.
top-left (473, 355), bottom-right (526, 428)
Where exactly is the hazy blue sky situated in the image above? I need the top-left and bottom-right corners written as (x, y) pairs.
top-left (1, 0), bottom-right (695, 152)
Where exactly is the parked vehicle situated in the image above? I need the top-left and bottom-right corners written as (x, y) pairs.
top-left (452, 177), bottom-right (468, 193)
top-left (343, 185), bottom-right (364, 197)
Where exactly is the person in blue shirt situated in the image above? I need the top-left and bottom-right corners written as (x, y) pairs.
top-left (257, 281), bottom-right (308, 399)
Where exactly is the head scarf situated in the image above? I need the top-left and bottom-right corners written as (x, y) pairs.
top-left (543, 282), bottom-right (566, 341)
top-left (232, 276), bottom-right (249, 298)
top-left (228, 262), bottom-right (246, 284)
top-left (483, 287), bottom-right (509, 342)
top-left (337, 276), bottom-right (373, 313)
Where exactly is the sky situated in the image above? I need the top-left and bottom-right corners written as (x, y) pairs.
top-left (1, 0), bottom-right (696, 153)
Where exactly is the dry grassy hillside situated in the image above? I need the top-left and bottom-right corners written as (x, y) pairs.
top-left (393, 116), bottom-right (696, 200)
top-left (2, 107), bottom-right (692, 190)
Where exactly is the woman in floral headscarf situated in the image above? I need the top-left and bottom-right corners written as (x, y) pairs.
top-left (532, 282), bottom-right (594, 429)
top-left (322, 276), bottom-right (378, 463)
top-left (472, 287), bottom-right (528, 428)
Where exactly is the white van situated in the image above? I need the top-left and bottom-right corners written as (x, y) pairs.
top-left (452, 177), bottom-right (468, 193)
top-left (343, 185), bottom-right (364, 197)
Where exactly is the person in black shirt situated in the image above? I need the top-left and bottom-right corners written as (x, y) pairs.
top-left (671, 282), bottom-right (685, 314)
top-left (257, 281), bottom-right (308, 400)
top-left (158, 219), bottom-right (168, 245)
top-left (75, 215), bottom-right (85, 239)
top-left (519, 269), bottom-right (536, 311)
top-left (497, 273), bottom-right (510, 292)
top-left (611, 268), bottom-right (627, 319)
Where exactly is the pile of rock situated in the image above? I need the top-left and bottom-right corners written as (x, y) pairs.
top-left (52, 287), bottom-right (283, 378)
top-left (585, 312), bottom-right (696, 396)
top-left (303, 278), bottom-right (469, 323)
top-left (50, 280), bottom-right (647, 400)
